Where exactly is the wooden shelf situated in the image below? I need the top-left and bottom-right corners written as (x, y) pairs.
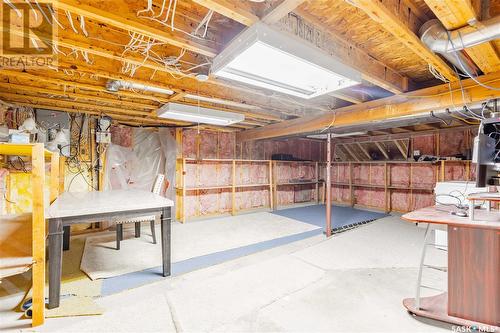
top-left (235, 183), bottom-right (271, 188)
top-left (276, 181), bottom-right (318, 186)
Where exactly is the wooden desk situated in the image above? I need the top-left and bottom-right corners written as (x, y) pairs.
top-left (46, 190), bottom-right (173, 309)
top-left (402, 206), bottom-right (499, 330)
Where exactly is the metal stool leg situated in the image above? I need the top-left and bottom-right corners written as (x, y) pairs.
top-left (415, 223), bottom-right (431, 309)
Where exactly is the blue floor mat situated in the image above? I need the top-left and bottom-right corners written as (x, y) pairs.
top-left (272, 204), bottom-right (388, 229)
top-left (100, 228), bottom-right (322, 296)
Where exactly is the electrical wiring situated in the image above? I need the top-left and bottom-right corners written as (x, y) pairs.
top-left (448, 31), bottom-right (500, 91)
top-left (430, 110), bottom-right (451, 125)
top-left (33, 0), bottom-right (52, 25)
top-left (79, 15), bottom-right (89, 37)
top-left (3, 0), bottom-right (22, 17)
top-left (65, 10), bottom-right (79, 34)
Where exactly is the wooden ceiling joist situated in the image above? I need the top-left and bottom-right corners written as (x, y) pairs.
top-left (374, 142), bottom-right (389, 159)
top-left (291, 9), bottom-right (410, 94)
top-left (262, 0), bottom-right (307, 24)
top-left (191, 0), bottom-right (259, 26)
top-left (236, 71), bottom-right (500, 141)
top-left (356, 142), bottom-right (372, 160)
top-left (0, 82), bottom-right (157, 111)
top-left (423, 0), bottom-right (500, 74)
top-left (55, 0), bottom-right (218, 57)
top-left (347, 0), bottom-right (457, 82)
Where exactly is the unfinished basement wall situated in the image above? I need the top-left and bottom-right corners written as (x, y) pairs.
top-left (328, 128), bottom-right (476, 213)
top-left (176, 129), bottom-right (325, 221)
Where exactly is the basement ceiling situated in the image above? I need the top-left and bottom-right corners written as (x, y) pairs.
top-left (0, 0), bottom-right (498, 132)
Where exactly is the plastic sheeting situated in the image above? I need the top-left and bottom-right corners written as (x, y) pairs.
top-left (104, 128), bottom-right (177, 220)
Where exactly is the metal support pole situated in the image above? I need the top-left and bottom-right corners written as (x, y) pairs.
top-left (326, 133), bottom-right (332, 237)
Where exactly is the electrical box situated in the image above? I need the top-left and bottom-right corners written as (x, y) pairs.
top-left (36, 109), bottom-right (71, 156)
top-left (96, 116), bottom-right (112, 144)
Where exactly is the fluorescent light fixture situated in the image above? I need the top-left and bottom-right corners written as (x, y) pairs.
top-left (157, 102), bottom-right (245, 126)
top-left (307, 131), bottom-right (367, 139)
top-left (212, 22), bottom-right (361, 99)
top-left (183, 94), bottom-right (261, 110)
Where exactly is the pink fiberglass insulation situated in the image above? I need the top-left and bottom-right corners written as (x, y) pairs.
top-left (184, 191), bottom-right (198, 217)
top-left (370, 188), bottom-right (386, 208)
top-left (110, 126), bottom-right (133, 147)
top-left (184, 163), bottom-right (197, 188)
top-left (182, 129), bottom-right (198, 158)
top-left (237, 162), bottom-right (268, 185)
top-left (200, 131), bottom-right (218, 159)
top-left (370, 164), bottom-right (385, 185)
top-left (198, 189), bottom-right (232, 215)
top-left (353, 164), bottom-right (370, 184)
top-left (235, 188), bottom-right (269, 210)
top-left (218, 132), bottom-right (235, 159)
top-left (277, 185), bottom-right (295, 205)
top-left (390, 190), bottom-right (410, 212)
top-left (294, 184), bottom-right (316, 202)
top-left (444, 162), bottom-right (467, 181)
top-left (218, 163), bottom-right (232, 185)
top-left (198, 163), bottom-right (219, 187)
top-left (413, 135), bottom-right (435, 155)
top-left (439, 130), bottom-right (466, 157)
top-left (411, 191), bottom-right (435, 210)
top-left (411, 164), bottom-right (436, 189)
top-left (331, 185), bottom-right (350, 203)
top-left (338, 164), bottom-right (350, 182)
top-left (390, 164), bottom-right (410, 187)
top-left (354, 188), bottom-right (370, 206)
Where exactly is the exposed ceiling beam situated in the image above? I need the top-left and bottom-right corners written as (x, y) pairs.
top-left (55, 0), bottom-right (217, 57)
top-left (236, 71), bottom-right (500, 141)
top-left (0, 82), bottom-right (157, 111)
top-left (191, 0), bottom-right (259, 26)
top-left (291, 9), bottom-right (409, 93)
top-left (262, 0), bottom-right (307, 24)
top-left (346, 0), bottom-right (457, 82)
top-left (193, 0), bottom-right (382, 100)
top-left (423, 0), bottom-right (500, 74)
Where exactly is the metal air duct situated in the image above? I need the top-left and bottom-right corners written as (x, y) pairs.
top-left (105, 80), bottom-right (174, 95)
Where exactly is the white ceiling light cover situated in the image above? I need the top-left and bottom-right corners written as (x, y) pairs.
top-left (212, 22), bottom-right (361, 99)
top-left (157, 102), bottom-right (245, 126)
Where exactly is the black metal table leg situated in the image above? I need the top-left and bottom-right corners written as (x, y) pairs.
top-left (48, 218), bottom-right (63, 309)
top-left (161, 207), bottom-right (171, 277)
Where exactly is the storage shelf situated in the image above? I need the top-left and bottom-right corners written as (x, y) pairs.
top-left (276, 181), bottom-right (318, 186)
top-left (235, 183), bottom-right (271, 188)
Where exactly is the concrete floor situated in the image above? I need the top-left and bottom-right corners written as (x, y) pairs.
top-left (3, 214), bottom-right (452, 332)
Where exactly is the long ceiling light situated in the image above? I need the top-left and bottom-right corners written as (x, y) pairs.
top-left (212, 22), bottom-right (361, 99)
top-left (157, 102), bottom-right (245, 126)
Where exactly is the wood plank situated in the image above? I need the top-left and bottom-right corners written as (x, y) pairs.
top-left (262, 0), bottom-right (307, 24)
top-left (192, 0), bottom-right (258, 25)
top-left (236, 72), bottom-right (500, 141)
top-left (49, 153), bottom-right (60, 204)
top-left (423, 0), bottom-right (500, 74)
top-left (31, 144), bottom-right (46, 326)
top-left (375, 142), bottom-right (389, 159)
top-left (347, 0), bottom-right (457, 82)
top-left (394, 140), bottom-right (408, 159)
top-left (356, 142), bottom-right (372, 160)
top-left (55, 0), bottom-right (217, 57)
top-left (290, 8), bottom-right (410, 93)
top-left (448, 225), bottom-right (499, 325)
